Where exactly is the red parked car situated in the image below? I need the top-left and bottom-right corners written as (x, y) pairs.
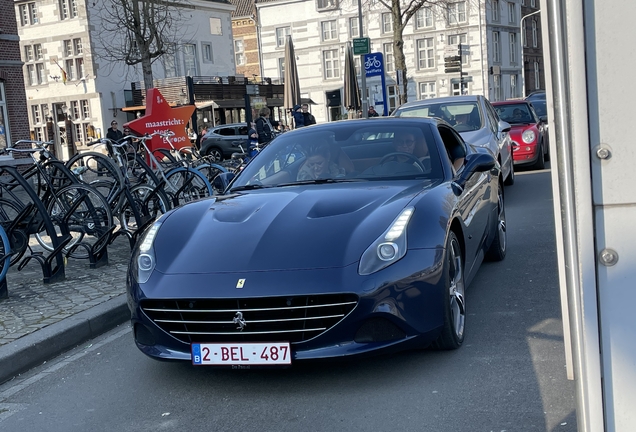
top-left (492, 100), bottom-right (549, 170)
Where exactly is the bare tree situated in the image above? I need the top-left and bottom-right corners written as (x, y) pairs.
top-left (94, 0), bottom-right (186, 90)
top-left (376, 0), bottom-right (474, 104)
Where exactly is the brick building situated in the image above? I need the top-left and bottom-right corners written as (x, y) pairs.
top-left (520, 0), bottom-right (545, 95)
top-left (231, 0), bottom-right (261, 80)
top-left (0, 0), bottom-right (29, 154)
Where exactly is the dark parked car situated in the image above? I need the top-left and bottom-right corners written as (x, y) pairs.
top-left (199, 123), bottom-right (249, 160)
top-left (392, 95), bottom-right (515, 186)
top-left (127, 118), bottom-right (507, 365)
top-left (493, 100), bottom-right (549, 169)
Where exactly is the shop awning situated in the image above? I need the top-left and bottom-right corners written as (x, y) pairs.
top-left (195, 100), bottom-right (219, 110)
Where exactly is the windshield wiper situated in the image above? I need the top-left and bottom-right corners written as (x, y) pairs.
top-left (275, 178), bottom-right (369, 187)
top-left (230, 184), bottom-right (273, 192)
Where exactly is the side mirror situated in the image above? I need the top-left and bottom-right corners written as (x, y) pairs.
top-left (498, 120), bottom-right (512, 133)
top-left (452, 152), bottom-right (496, 194)
top-left (540, 116), bottom-right (548, 123)
top-left (213, 172), bottom-right (235, 194)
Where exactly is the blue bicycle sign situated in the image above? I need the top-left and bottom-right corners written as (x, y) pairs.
top-left (364, 53), bottom-right (384, 77)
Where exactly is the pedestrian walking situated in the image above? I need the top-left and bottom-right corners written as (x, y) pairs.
top-left (291, 105), bottom-right (305, 129)
top-left (106, 120), bottom-right (124, 142)
top-left (255, 107), bottom-right (275, 144)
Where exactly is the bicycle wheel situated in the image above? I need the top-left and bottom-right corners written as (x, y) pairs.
top-left (126, 153), bottom-right (162, 186)
top-left (118, 183), bottom-right (170, 233)
top-left (164, 167), bottom-right (213, 207)
top-left (36, 184), bottom-right (114, 260)
top-left (0, 224), bottom-right (11, 282)
top-left (66, 152), bottom-right (123, 201)
top-left (193, 162), bottom-right (227, 186)
top-left (0, 198), bottom-right (27, 266)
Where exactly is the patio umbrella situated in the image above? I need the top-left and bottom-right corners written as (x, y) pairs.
top-left (283, 35), bottom-right (301, 111)
top-left (343, 42), bottom-right (361, 119)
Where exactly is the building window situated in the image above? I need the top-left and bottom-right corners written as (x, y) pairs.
top-left (73, 38), bottom-right (83, 55)
top-left (203, 43), bottom-right (213, 62)
top-left (276, 27), bottom-right (291, 47)
top-left (521, 0), bottom-right (525, 5)
top-left (163, 50), bottom-right (178, 78)
top-left (183, 44), bottom-right (198, 76)
top-left (522, 20), bottom-right (527, 47)
top-left (510, 33), bottom-right (517, 63)
top-left (316, 0), bottom-right (338, 11)
top-left (24, 44), bottom-right (46, 86)
top-left (419, 82), bottom-right (436, 99)
top-left (448, 2), bottom-right (467, 25)
top-left (59, 0), bottom-right (78, 19)
top-left (416, 38), bottom-right (435, 69)
top-left (493, 31), bottom-right (500, 62)
top-left (71, 101), bottom-right (80, 120)
top-left (384, 43), bottom-right (394, 73)
top-left (354, 57), bottom-right (361, 76)
top-left (81, 100), bottom-right (90, 119)
top-left (531, 0), bottom-right (536, 7)
top-left (508, 1), bottom-right (516, 23)
top-left (323, 49), bottom-right (340, 79)
top-left (234, 39), bottom-right (245, 66)
top-left (534, 61), bottom-right (540, 89)
top-left (415, 8), bottom-right (434, 29)
top-left (492, 0), bottom-right (499, 21)
top-left (32, 105), bottom-right (42, 124)
top-left (494, 74), bottom-right (501, 101)
top-left (349, 17), bottom-right (366, 37)
top-left (0, 83), bottom-right (10, 148)
top-left (64, 40), bottom-right (73, 57)
top-left (510, 74), bottom-right (517, 98)
top-left (387, 85), bottom-right (398, 112)
top-left (19, 3), bottom-right (38, 26)
top-left (382, 13), bottom-right (393, 33)
top-left (532, 20), bottom-right (538, 47)
top-left (321, 20), bottom-right (338, 41)
top-left (448, 34), bottom-right (468, 64)
top-left (278, 57), bottom-right (285, 81)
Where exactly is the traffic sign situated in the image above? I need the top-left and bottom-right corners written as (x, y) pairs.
top-left (353, 38), bottom-right (370, 55)
top-left (444, 56), bottom-right (462, 74)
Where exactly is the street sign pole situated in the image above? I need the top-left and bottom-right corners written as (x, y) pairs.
top-left (357, 0), bottom-right (367, 119)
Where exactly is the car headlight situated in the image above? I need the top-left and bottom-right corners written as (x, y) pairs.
top-left (358, 207), bottom-right (414, 276)
top-left (522, 130), bottom-right (536, 143)
top-left (131, 220), bottom-right (162, 284)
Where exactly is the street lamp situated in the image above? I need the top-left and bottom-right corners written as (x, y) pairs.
top-left (520, 9), bottom-right (541, 98)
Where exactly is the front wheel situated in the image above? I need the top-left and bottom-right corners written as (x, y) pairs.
top-left (504, 159), bottom-right (515, 186)
top-left (533, 143), bottom-right (545, 170)
top-left (432, 231), bottom-right (465, 350)
top-left (485, 181), bottom-right (507, 262)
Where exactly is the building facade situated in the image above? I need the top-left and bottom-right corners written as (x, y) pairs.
top-left (519, 0), bottom-right (545, 95)
top-left (257, 0), bottom-right (538, 122)
top-left (0, 0), bottom-right (29, 155)
top-left (231, 0), bottom-right (261, 80)
top-left (15, 0), bottom-right (236, 159)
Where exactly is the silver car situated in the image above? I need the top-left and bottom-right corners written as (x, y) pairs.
top-left (392, 95), bottom-right (515, 185)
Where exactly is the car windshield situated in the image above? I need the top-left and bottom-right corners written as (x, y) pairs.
top-left (230, 122), bottom-right (444, 190)
top-left (494, 103), bottom-right (536, 124)
top-left (393, 101), bottom-right (483, 133)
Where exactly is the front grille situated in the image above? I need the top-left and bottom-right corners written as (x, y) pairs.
top-left (141, 294), bottom-right (358, 344)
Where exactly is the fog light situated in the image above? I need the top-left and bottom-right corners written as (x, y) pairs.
top-left (525, 146), bottom-right (531, 151)
top-left (134, 323), bottom-right (156, 346)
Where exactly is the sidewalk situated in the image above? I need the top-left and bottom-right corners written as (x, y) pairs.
top-left (0, 236), bottom-right (132, 384)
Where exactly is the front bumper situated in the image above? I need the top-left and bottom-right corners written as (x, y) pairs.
top-left (126, 248), bottom-right (446, 363)
top-left (512, 140), bottom-right (540, 166)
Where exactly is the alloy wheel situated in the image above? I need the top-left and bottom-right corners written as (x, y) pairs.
top-left (448, 237), bottom-right (465, 340)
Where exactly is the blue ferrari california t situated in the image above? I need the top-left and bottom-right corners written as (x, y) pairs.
top-left (127, 117), bottom-right (507, 366)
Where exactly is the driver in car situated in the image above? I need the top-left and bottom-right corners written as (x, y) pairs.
top-left (393, 132), bottom-right (429, 161)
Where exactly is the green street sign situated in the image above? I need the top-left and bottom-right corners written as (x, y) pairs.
top-left (353, 38), bottom-right (370, 55)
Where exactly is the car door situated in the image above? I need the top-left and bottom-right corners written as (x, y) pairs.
top-left (485, 99), bottom-right (512, 177)
top-left (440, 125), bottom-right (491, 278)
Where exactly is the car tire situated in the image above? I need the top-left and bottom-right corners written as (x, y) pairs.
top-left (544, 141), bottom-right (551, 162)
top-left (504, 159), bottom-right (515, 186)
top-left (205, 147), bottom-right (224, 162)
top-left (533, 143), bottom-right (545, 170)
top-left (432, 230), bottom-right (465, 350)
top-left (485, 181), bottom-right (507, 262)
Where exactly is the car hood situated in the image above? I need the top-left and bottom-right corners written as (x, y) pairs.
top-left (153, 182), bottom-right (433, 274)
top-left (508, 124), bottom-right (538, 138)
top-left (459, 127), bottom-right (493, 148)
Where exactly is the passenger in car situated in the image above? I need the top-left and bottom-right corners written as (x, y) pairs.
top-left (297, 143), bottom-right (346, 181)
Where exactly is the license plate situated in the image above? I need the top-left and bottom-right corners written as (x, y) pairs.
top-left (191, 342), bottom-right (291, 366)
